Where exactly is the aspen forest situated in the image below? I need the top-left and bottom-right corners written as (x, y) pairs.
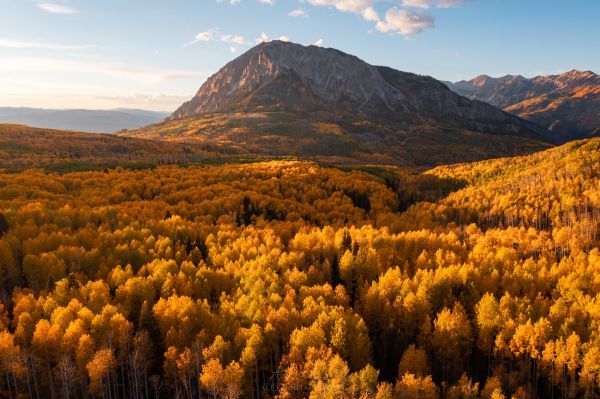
top-left (0, 137), bottom-right (599, 399)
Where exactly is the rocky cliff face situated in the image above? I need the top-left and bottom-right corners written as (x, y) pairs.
top-left (172, 41), bottom-right (547, 140)
top-left (447, 70), bottom-right (600, 142)
top-left (172, 41), bottom-right (407, 118)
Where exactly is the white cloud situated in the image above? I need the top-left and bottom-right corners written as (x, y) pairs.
top-left (254, 33), bottom-right (291, 44)
top-left (361, 7), bottom-right (379, 22)
top-left (220, 34), bottom-right (249, 45)
top-left (258, 0), bottom-right (275, 4)
top-left (313, 38), bottom-right (324, 47)
top-left (303, 0), bottom-right (374, 15)
top-left (37, 2), bottom-right (79, 14)
top-left (183, 30), bottom-right (216, 47)
top-left (376, 8), bottom-right (434, 35)
top-left (401, 0), bottom-right (431, 8)
top-left (184, 30), bottom-right (250, 48)
top-left (402, 0), bottom-right (462, 8)
top-left (0, 37), bottom-right (98, 51)
top-left (304, 0), bottom-right (461, 36)
top-left (289, 8), bottom-right (307, 17)
top-left (256, 32), bottom-right (270, 44)
top-left (437, 0), bottom-right (462, 8)
top-left (195, 31), bottom-right (216, 42)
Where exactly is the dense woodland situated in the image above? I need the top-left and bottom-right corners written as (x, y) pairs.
top-left (0, 138), bottom-right (599, 398)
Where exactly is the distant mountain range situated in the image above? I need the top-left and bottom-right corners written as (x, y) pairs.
top-left (0, 108), bottom-right (169, 133)
top-left (123, 41), bottom-right (550, 167)
top-left (446, 70), bottom-right (600, 143)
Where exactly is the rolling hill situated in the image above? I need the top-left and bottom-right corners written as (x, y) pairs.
top-left (0, 124), bottom-right (218, 171)
top-left (122, 41), bottom-right (551, 167)
top-left (0, 107), bottom-right (169, 133)
top-left (446, 70), bottom-right (600, 143)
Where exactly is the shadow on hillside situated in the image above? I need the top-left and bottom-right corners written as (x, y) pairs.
top-left (332, 164), bottom-right (467, 213)
top-left (383, 173), bottom-right (467, 212)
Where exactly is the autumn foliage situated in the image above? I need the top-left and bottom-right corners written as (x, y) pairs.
top-left (0, 138), bottom-right (599, 398)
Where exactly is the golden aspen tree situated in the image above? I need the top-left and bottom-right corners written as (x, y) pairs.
top-left (86, 348), bottom-right (116, 396)
top-left (398, 345), bottom-right (429, 378)
top-left (395, 373), bottom-right (439, 399)
top-left (200, 358), bottom-right (224, 399)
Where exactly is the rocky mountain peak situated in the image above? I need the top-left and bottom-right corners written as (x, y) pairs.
top-left (169, 40), bottom-right (548, 143)
top-left (447, 69), bottom-right (600, 143)
top-left (472, 75), bottom-right (493, 87)
top-left (171, 40), bottom-right (409, 119)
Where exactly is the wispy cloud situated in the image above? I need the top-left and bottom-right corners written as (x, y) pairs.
top-left (0, 57), bottom-right (208, 83)
top-left (0, 89), bottom-right (193, 112)
top-left (289, 8), bottom-right (307, 17)
top-left (401, 0), bottom-right (431, 8)
top-left (0, 37), bottom-right (98, 51)
top-left (183, 29), bottom-right (251, 48)
top-left (37, 2), bottom-right (79, 14)
top-left (89, 93), bottom-right (194, 111)
top-left (255, 32), bottom-right (292, 44)
top-left (402, 0), bottom-right (462, 8)
top-left (437, 0), bottom-right (462, 8)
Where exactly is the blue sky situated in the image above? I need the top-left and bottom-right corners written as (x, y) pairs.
top-left (1, 0), bottom-right (599, 111)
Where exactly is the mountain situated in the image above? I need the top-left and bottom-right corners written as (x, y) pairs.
top-left (0, 107), bottom-right (169, 133)
top-left (124, 41), bottom-right (551, 167)
top-left (446, 70), bottom-right (600, 143)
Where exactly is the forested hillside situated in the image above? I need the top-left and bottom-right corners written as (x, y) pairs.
top-left (0, 138), bottom-right (599, 399)
top-left (0, 124), bottom-right (219, 172)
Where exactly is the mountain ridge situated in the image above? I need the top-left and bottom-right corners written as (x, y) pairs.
top-left (446, 70), bottom-right (600, 142)
top-left (123, 41), bottom-right (552, 167)
top-left (171, 41), bottom-right (547, 139)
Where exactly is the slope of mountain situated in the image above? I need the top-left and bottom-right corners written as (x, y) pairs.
top-left (446, 70), bottom-right (600, 143)
top-left (0, 124), bottom-right (215, 171)
top-left (0, 107), bottom-right (169, 133)
top-left (123, 41), bottom-right (551, 167)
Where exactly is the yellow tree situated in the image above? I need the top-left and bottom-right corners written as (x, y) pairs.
top-left (395, 373), bottom-right (439, 399)
top-left (221, 361), bottom-right (244, 399)
top-left (447, 374), bottom-right (479, 399)
top-left (86, 348), bottom-right (117, 396)
top-left (200, 358), bottom-right (224, 399)
top-left (31, 319), bottom-right (62, 396)
top-left (0, 331), bottom-right (24, 398)
top-left (398, 345), bottom-right (429, 378)
top-left (431, 303), bottom-right (473, 378)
